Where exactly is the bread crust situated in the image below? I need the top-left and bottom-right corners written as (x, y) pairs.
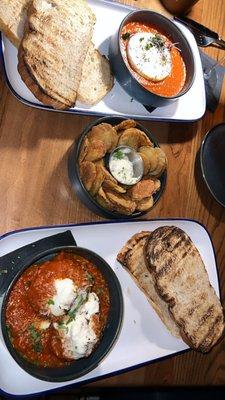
top-left (18, 0), bottom-right (95, 109)
top-left (145, 226), bottom-right (225, 352)
top-left (117, 231), bottom-right (181, 338)
top-left (18, 46), bottom-right (68, 109)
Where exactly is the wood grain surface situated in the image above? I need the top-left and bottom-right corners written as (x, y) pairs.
top-left (0, 0), bottom-right (225, 389)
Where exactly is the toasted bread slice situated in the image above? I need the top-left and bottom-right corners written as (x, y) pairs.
top-left (0, 0), bottom-right (30, 47)
top-left (77, 42), bottom-right (114, 105)
top-left (117, 232), bottom-right (181, 338)
top-left (145, 226), bottom-right (224, 352)
top-left (18, 0), bottom-right (96, 109)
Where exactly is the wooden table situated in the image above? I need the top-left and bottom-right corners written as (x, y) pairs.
top-left (0, 0), bottom-right (225, 389)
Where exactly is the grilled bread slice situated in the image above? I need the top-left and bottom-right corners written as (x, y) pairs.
top-left (117, 231), bottom-right (181, 338)
top-left (145, 226), bottom-right (224, 352)
top-left (0, 0), bottom-right (113, 106)
top-left (77, 42), bottom-right (114, 105)
top-left (0, 0), bottom-right (30, 47)
top-left (18, 0), bottom-right (96, 109)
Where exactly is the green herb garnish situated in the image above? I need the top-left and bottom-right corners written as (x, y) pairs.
top-left (139, 37), bottom-right (144, 42)
top-left (113, 149), bottom-right (124, 160)
top-left (47, 299), bottom-right (55, 305)
top-left (122, 32), bottom-right (131, 40)
top-left (96, 287), bottom-right (104, 296)
top-left (86, 272), bottom-right (94, 284)
top-left (66, 293), bottom-right (87, 325)
top-left (28, 324), bottom-right (42, 353)
top-left (145, 42), bottom-right (153, 50)
top-left (57, 323), bottom-right (69, 334)
top-left (151, 33), bottom-right (165, 49)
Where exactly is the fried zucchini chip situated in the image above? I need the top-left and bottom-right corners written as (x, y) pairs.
top-left (149, 148), bottom-right (167, 177)
top-left (90, 165), bottom-right (105, 196)
top-left (80, 161), bottom-right (96, 191)
top-left (79, 137), bottom-right (89, 163)
top-left (153, 178), bottom-right (161, 192)
top-left (100, 165), bottom-right (117, 183)
top-left (118, 128), bottom-right (153, 150)
top-left (103, 179), bottom-right (126, 194)
top-left (139, 146), bottom-right (159, 173)
top-left (128, 179), bottom-right (156, 201)
top-left (94, 159), bottom-right (105, 167)
top-left (105, 191), bottom-right (136, 215)
top-left (139, 153), bottom-right (150, 176)
top-left (88, 123), bottom-right (118, 152)
top-left (96, 187), bottom-right (114, 210)
top-left (136, 196), bottom-right (154, 211)
top-left (114, 119), bottom-right (137, 131)
top-left (84, 139), bottom-right (106, 162)
top-left (139, 131), bottom-right (154, 147)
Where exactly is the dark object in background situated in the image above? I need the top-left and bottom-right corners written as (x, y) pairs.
top-left (160, 0), bottom-right (200, 15)
top-left (200, 123), bottom-right (225, 207)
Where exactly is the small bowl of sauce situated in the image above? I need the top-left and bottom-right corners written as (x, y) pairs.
top-left (109, 146), bottom-right (144, 185)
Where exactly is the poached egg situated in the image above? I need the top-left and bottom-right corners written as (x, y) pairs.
top-left (127, 32), bottom-right (172, 82)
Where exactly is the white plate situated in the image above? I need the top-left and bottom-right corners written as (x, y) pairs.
top-left (0, 219), bottom-right (220, 396)
top-left (0, 0), bottom-right (206, 122)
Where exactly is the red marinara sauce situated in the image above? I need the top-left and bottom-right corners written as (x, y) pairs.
top-left (5, 252), bottom-right (110, 368)
top-left (120, 22), bottom-right (186, 97)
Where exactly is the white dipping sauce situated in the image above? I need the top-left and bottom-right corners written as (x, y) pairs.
top-left (109, 149), bottom-right (139, 185)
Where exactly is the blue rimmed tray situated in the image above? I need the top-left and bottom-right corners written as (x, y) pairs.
top-left (0, 0), bottom-right (205, 122)
top-left (0, 219), bottom-right (220, 397)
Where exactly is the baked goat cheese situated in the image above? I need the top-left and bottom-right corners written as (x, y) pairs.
top-left (49, 278), bottom-right (77, 317)
top-left (54, 292), bottom-right (100, 360)
top-left (127, 32), bottom-right (172, 82)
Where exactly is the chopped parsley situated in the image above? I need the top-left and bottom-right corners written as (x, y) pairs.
top-left (47, 299), bottom-right (55, 305)
top-left (139, 37), bottom-right (144, 42)
top-left (28, 324), bottom-right (42, 353)
top-left (151, 33), bottom-right (165, 49)
top-left (66, 293), bottom-right (87, 324)
top-left (113, 149), bottom-right (124, 160)
top-left (122, 32), bottom-right (131, 40)
top-left (145, 42), bottom-right (153, 50)
top-left (86, 271), bottom-right (94, 284)
top-left (57, 323), bottom-right (69, 334)
top-left (96, 287), bottom-right (104, 296)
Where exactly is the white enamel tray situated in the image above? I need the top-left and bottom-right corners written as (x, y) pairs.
top-left (0, 0), bottom-right (206, 122)
top-left (0, 219), bottom-right (220, 396)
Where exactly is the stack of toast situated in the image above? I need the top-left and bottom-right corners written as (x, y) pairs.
top-left (117, 226), bottom-right (224, 352)
top-left (0, 0), bottom-right (114, 109)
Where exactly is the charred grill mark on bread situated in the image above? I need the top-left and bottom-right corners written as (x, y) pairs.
top-left (18, 0), bottom-right (96, 109)
top-left (117, 231), bottom-right (181, 338)
top-left (145, 226), bottom-right (224, 352)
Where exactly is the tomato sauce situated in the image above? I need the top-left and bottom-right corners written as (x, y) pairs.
top-left (5, 252), bottom-right (110, 368)
top-left (120, 22), bottom-right (186, 97)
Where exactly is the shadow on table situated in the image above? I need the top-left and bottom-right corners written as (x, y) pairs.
top-left (10, 386), bottom-right (225, 400)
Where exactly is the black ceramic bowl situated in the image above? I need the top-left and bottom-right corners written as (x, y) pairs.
top-left (109, 10), bottom-right (195, 108)
top-left (1, 246), bottom-right (123, 382)
top-left (200, 123), bottom-right (225, 208)
top-left (68, 116), bottom-right (167, 219)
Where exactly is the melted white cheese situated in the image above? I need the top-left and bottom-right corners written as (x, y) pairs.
top-left (127, 32), bottom-right (172, 82)
top-left (54, 292), bottom-right (100, 360)
top-left (49, 278), bottom-right (77, 317)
